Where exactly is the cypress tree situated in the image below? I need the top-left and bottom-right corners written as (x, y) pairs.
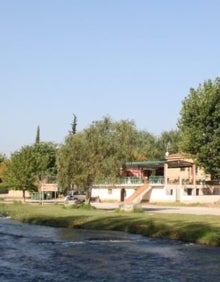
top-left (35, 125), bottom-right (40, 143)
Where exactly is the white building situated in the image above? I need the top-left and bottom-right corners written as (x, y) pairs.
top-left (92, 154), bottom-right (220, 204)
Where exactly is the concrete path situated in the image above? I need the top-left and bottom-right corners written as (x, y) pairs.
top-left (91, 202), bottom-right (220, 216)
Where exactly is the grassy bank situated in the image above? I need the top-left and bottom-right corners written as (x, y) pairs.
top-left (1, 202), bottom-right (220, 246)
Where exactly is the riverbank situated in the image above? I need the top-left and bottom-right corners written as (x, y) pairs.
top-left (0, 202), bottom-right (220, 246)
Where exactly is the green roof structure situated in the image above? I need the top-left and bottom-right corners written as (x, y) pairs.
top-left (126, 159), bottom-right (193, 169)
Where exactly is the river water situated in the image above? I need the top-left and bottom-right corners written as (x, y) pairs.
top-left (0, 217), bottom-right (220, 282)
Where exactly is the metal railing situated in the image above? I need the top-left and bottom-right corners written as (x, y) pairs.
top-left (94, 176), bottom-right (165, 186)
top-left (149, 176), bottom-right (164, 184)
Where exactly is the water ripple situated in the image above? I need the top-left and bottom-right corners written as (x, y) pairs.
top-left (0, 218), bottom-right (220, 281)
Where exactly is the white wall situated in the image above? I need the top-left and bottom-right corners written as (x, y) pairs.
top-left (92, 187), bottom-right (135, 202)
top-left (92, 186), bottom-right (220, 203)
top-left (149, 185), bottom-right (175, 202)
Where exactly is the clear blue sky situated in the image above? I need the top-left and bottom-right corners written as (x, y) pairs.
top-left (1, 0), bottom-right (220, 156)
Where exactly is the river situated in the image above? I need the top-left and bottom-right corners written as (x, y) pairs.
top-left (0, 217), bottom-right (220, 281)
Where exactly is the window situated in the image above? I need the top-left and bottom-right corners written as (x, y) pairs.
top-left (166, 189), bottom-right (173, 195)
top-left (187, 188), bottom-right (192, 195)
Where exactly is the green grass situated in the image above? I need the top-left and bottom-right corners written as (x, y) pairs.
top-left (1, 202), bottom-right (220, 246)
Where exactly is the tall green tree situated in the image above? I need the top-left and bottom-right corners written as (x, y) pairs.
top-left (131, 129), bottom-right (180, 161)
top-left (32, 142), bottom-right (58, 183)
top-left (178, 77), bottom-right (220, 178)
top-left (70, 114), bottom-right (77, 135)
top-left (133, 130), bottom-right (158, 160)
top-left (35, 125), bottom-right (40, 143)
top-left (57, 116), bottom-right (138, 198)
top-left (156, 130), bottom-right (181, 159)
top-left (4, 146), bottom-right (38, 200)
top-left (4, 142), bottom-right (58, 200)
top-left (57, 132), bottom-right (87, 193)
top-left (0, 153), bottom-right (7, 189)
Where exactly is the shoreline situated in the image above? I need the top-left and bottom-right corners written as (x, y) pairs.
top-left (0, 202), bottom-right (220, 247)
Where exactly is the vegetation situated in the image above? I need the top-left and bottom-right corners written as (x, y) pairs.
top-left (70, 113), bottom-right (77, 135)
top-left (178, 77), bottom-right (220, 179)
top-left (0, 202), bottom-right (220, 246)
top-left (2, 76), bottom-right (220, 196)
top-left (0, 154), bottom-right (8, 193)
top-left (35, 125), bottom-right (40, 143)
top-left (57, 116), bottom-right (139, 196)
top-left (1, 115), bottom-right (181, 198)
top-left (57, 116), bottom-right (180, 196)
top-left (0, 153), bottom-right (6, 163)
top-left (3, 142), bottom-right (58, 200)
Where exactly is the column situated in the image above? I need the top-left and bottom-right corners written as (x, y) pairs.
top-left (192, 164), bottom-right (196, 185)
top-left (164, 163), bottom-right (168, 185)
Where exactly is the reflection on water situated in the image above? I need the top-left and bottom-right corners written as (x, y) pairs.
top-left (0, 217), bottom-right (220, 281)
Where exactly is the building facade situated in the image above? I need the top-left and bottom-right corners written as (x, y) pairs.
top-left (92, 154), bottom-right (220, 203)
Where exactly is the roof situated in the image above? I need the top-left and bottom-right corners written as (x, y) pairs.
top-left (125, 161), bottom-right (166, 169)
top-left (166, 153), bottom-right (194, 168)
top-left (126, 159), bottom-right (193, 169)
top-left (167, 159), bottom-right (193, 168)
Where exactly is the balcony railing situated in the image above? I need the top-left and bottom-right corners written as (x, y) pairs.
top-left (149, 175), bottom-right (164, 184)
top-left (94, 176), bottom-right (165, 186)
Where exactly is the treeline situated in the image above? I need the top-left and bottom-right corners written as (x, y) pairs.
top-left (2, 76), bottom-right (220, 198)
top-left (0, 116), bottom-right (180, 198)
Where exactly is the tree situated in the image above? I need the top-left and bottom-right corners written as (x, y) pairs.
top-left (35, 125), bottom-right (40, 143)
top-left (57, 116), bottom-right (138, 198)
top-left (0, 153), bottom-right (6, 163)
top-left (70, 114), bottom-right (77, 135)
top-left (156, 130), bottom-right (181, 159)
top-left (57, 132), bottom-right (88, 194)
top-left (4, 142), bottom-right (58, 200)
top-left (32, 142), bottom-right (58, 183)
top-left (0, 154), bottom-right (7, 191)
top-left (130, 129), bottom-right (180, 161)
top-left (178, 77), bottom-right (220, 178)
top-left (4, 146), bottom-right (38, 200)
top-left (132, 130), bottom-right (158, 160)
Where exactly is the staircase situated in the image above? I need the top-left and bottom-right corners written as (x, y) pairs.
top-left (124, 183), bottom-right (152, 204)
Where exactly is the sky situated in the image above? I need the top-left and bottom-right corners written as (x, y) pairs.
top-left (1, 0), bottom-right (220, 156)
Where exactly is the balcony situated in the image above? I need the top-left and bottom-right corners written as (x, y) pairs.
top-left (94, 176), bottom-right (165, 186)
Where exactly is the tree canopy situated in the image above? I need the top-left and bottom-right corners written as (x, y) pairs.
top-left (4, 146), bottom-right (38, 200)
top-left (3, 142), bottom-right (58, 200)
top-left (178, 77), bottom-right (220, 178)
top-left (0, 153), bottom-right (7, 189)
top-left (35, 125), bottom-right (40, 143)
top-left (57, 116), bottom-right (180, 196)
top-left (2, 116), bottom-right (181, 199)
top-left (57, 117), bottom-right (139, 195)
top-left (70, 114), bottom-right (77, 135)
